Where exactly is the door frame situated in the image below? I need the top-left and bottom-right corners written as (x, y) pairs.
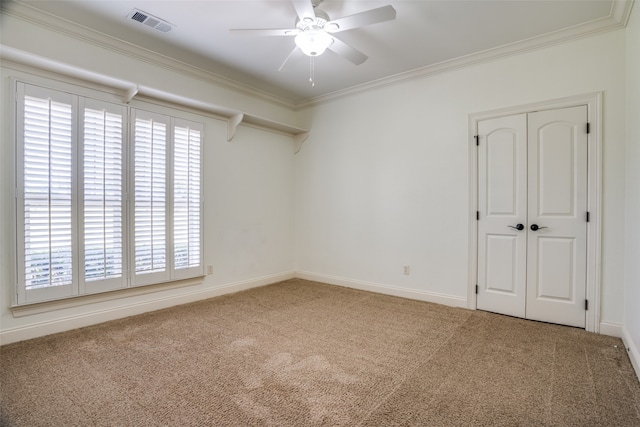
top-left (468, 92), bottom-right (602, 333)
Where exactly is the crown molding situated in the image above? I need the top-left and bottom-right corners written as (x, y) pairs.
top-left (2, 1), bottom-right (298, 111)
top-left (613, 0), bottom-right (636, 24)
top-left (295, 0), bottom-right (634, 108)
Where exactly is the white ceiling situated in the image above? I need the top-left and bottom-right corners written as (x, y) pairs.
top-left (5, 0), bottom-right (633, 105)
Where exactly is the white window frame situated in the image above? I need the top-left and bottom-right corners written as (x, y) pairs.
top-left (171, 117), bottom-right (204, 281)
top-left (14, 80), bottom-right (204, 306)
top-left (130, 109), bottom-right (171, 287)
top-left (16, 83), bottom-right (79, 304)
top-left (79, 97), bottom-right (128, 295)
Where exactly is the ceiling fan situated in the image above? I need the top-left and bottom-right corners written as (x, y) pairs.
top-left (230, 0), bottom-right (396, 72)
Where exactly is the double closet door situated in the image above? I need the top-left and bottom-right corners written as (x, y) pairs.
top-left (477, 106), bottom-right (588, 328)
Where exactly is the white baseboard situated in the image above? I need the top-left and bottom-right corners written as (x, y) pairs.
top-left (296, 271), bottom-right (468, 308)
top-left (622, 325), bottom-right (640, 383)
top-left (599, 321), bottom-right (623, 337)
top-left (0, 271), bottom-right (295, 346)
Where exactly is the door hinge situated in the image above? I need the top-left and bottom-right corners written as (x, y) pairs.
top-left (476, 211), bottom-right (480, 220)
top-left (475, 135), bottom-right (479, 146)
top-left (586, 211), bottom-right (590, 222)
top-left (585, 299), bottom-right (589, 310)
top-left (476, 284), bottom-right (479, 294)
top-left (586, 123), bottom-right (590, 134)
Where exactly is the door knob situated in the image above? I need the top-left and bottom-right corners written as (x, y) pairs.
top-left (530, 224), bottom-right (548, 231)
top-left (508, 224), bottom-right (524, 231)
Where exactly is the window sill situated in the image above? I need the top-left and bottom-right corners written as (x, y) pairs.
top-left (10, 276), bottom-right (205, 318)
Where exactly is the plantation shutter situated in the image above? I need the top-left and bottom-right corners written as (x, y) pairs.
top-left (80, 99), bottom-right (127, 293)
top-left (172, 119), bottom-right (203, 278)
top-left (132, 110), bottom-right (170, 286)
top-left (17, 83), bottom-right (77, 303)
top-left (15, 81), bottom-right (205, 305)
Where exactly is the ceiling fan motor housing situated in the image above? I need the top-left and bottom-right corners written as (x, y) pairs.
top-left (296, 8), bottom-right (330, 30)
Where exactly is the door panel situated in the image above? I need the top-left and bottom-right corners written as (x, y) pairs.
top-left (526, 106), bottom-right (588, 328)
top-left (477, 114), bottom-right (527, 318)
top-left (485, 234), bottom-right (518, 294)
top-left (487, 131), bottom-right (518, 215)
top-left (538, 127), bottom-right (575, 216)
top-left (535, 237), bottom-right (575, 300)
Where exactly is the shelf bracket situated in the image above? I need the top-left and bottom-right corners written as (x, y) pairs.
top-left (293, 132), bottom-right (309, 154)
top-left (124, 84), bottom-right (139, 104)
top-left (227, 113), bottom-right (244, 142)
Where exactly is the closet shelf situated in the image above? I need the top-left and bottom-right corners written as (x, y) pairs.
top-left (1, 45), bottom-right (310, 153)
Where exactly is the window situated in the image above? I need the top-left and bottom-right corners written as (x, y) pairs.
top-left (80, 100), bottom-right (125, 287)
top-left (172, 120), bottom-right (202, 276)
top-left (130, 111), bottom-right (204, 286)
top-left (17, 84), bottom-right (78, 303)
top-left (15, 82), bottom-right (203, 305)
top-left (132, 110), bottom-right (168, 285)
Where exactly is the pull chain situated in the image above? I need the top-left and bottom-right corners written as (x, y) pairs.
top-left (309, 56), bottom-right (315, 87)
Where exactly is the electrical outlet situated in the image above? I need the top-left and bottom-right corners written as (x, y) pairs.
top-left (403, 265), bottom-right (410, 275)
top-left (207, 265), bottom-right (213, 275)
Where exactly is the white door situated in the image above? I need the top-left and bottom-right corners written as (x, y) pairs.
top-left (477, 114), bottom-right (528, 318)
top-left (526, 106), bottom-right (588, 327)
top-left (477, 106), bottom-right (588, 328)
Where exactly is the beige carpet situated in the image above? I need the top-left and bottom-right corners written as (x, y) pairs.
top-left (1, 278), bottom-right (639, 426)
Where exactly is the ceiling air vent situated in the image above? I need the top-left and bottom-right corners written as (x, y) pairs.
top-left (127, 9), bottom-right (174, 33)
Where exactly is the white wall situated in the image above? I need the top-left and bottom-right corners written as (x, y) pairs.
top-left (0, 12), bottom-right (297, 344)
top-left (624, 2), bottom-right (640, 377)
top-left (295, 29), bottom-right (628, 327)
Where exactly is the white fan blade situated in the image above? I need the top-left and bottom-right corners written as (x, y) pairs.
top-left (325, 5), bottom-right (396, 33)
top-left (279, 46), bottom-right (305, 71)
top-left (230, 29), bottom-right (298, 37)
top-left (328, 36), bottom-right (368, 65)
top-left (292, 0), bottom-right (316, 22)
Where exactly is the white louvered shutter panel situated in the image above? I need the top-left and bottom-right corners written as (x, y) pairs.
top-left (172, 119), bottom-right (203, 278)
top-left (132, 110), bottom-right (169, 285)
top-left (17, 83), bottom-right (77, 303)
top-left (80, 99), bottom-right (127, 293)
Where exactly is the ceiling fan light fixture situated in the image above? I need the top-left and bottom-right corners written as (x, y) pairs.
top-left (295, 28), bottom-right (333, 56)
